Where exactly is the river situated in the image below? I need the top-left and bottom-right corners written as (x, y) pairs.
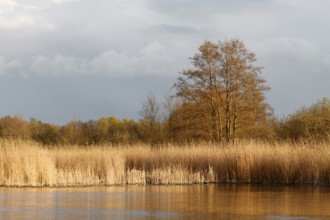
top-left (0, 184), bottom-right (329, 219)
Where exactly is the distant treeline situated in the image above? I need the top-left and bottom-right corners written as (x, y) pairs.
top-left (0, 97), bottom-right (329, 145)
top-left (1, 38), bottom-right (330, 145)
top-left (0, 116), bottom-right (140, 145)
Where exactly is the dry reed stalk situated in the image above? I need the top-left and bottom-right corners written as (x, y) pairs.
top-left (0, 140), bottom-right (329, 186)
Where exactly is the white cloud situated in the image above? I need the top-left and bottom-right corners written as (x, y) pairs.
top-left (31, 55), bottom-right (84, 76)
top-left (251, 37), bottom-right (330, 77)
top-left (29, 42), bottom-right (176, 77)
top-left (0, 57), bottom-right (7, 74)
top-left (48, 0), bottom-right (80, 5)
top-left (252, 38), bottom-right (319, 59)
top-left (16, 0), bottom-right (79, 8)
top-left (0, 56), bottom-right (22, 76)
top-left (0, 0), bottom-right (56, 29)
top-left (272, 0), bottom-right (324, 10)
top-left (0, 15), bottom-right (35, 28)
top-left (140, 41), bottom-right (167, 56)
top-left (88, 50), bottom-right (138, 76)
top-left (0, 0), bottom-right (18, 14)
top-left (89, 43), bottom-right (172, 77)
top-left (0, 14), bottom-right (54, 29)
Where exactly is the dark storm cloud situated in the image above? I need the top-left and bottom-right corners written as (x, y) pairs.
top-left (0, 74), bottom-right (175, 124)
top-left (0, 0), bottom-right (330, 123)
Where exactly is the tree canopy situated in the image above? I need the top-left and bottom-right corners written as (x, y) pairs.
top-left (172, 39), bottom-right (272, 143)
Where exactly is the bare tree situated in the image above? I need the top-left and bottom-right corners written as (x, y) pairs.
top-left (174, 41), bottom-right (223, 142)
top-left (173, 38), bottom-right (271, 143)
top-left (139, 92), bottom-right (161, 144)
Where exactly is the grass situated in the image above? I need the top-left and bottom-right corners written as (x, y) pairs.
top-left (0, 140), bottom-right (329, 187)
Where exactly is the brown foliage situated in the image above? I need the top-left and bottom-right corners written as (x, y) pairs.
top-left (276, 97), bottom-right (330, 142)
top-left (172, 39), bottom-right (272, 143)
top-left (0, 115), bottom-right (30, 140)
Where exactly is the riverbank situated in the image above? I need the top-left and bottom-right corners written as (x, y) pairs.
top-left (0, 140), bottom-right (329, 186)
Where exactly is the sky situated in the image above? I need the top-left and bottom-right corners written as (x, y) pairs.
top-left (0, 0), bottom-right (329, 124)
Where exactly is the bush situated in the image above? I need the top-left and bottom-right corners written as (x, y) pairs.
top-left (0, 115), bottom-right (30, 140)
top-left (276, 97), bottom-right (330, 142)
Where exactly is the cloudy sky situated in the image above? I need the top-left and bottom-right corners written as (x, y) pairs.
top-left (0, 0), bottom-right (329, 124)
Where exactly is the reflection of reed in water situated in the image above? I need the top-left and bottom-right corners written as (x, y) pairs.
top-left (0, 139), bottom-right (329, 186)
top-left (123, 185), bottom-right (330, 219)
top-left (1, 185), bottom-right (329, 219)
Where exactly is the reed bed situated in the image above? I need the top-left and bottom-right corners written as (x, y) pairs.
top-left (0, 140), bottom-right (329, 187)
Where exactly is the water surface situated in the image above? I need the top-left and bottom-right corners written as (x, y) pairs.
top-left (0, 184), bottom-right (329, 219)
